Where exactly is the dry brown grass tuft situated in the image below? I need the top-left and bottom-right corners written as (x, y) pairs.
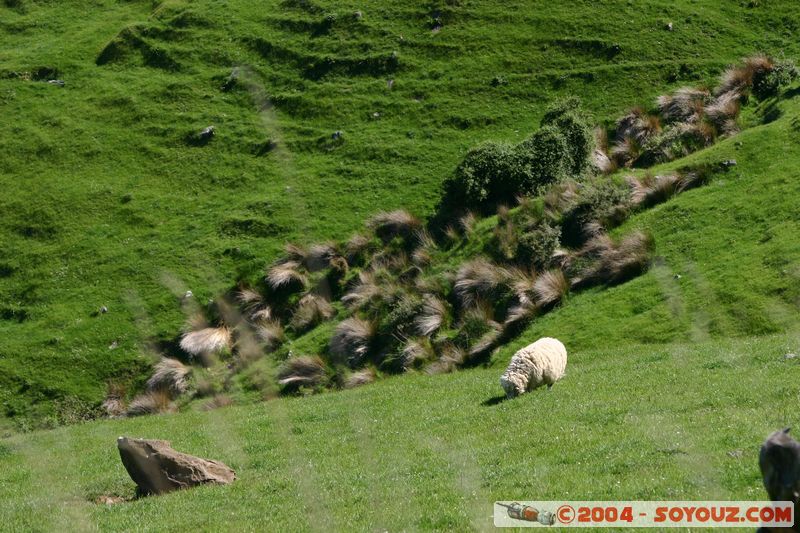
top-left (414, 294), bottom-right (450, 336)
top-left (235, 287), bottom-right (263, 310)
top-left (411, 229), bottom-right (437, 266)
top-left (284, 243), bottom-right (308, 263)
top-left (345, 233), bottom-right (372, 265)
top-left (102, 383), bottom-right (127, 418)
top-left (277, 355), bottom-right (329, 389)
top-left (266, 260), bottom-right (308, 291)
top-left (626, 173), bottom-right (682, 207)
top-left (454, 258), bottom-right (511, 306)
top-left (342, 270), bottom-right (384, 309)
top-left (426, 344), bottom-right (465, 374)
top-left (616, 107), bottom-right (661, 144)
top-left (657, 87), bottom-right (710, 122)
top-left (443, 224), bottom-right (461, 245)
top-left (126, 389), bottom-right (175, 417)
top-left (289, 293), bottom-right (335, 331)
top-left (201, 394), bottom-right (233, 411)
top-left (180, 326), bottom-right (231, 357)
top-left (254, 320), bottom-right (285, 351)
top-left (330, 317), bottom-right (376, 367)
top-left (459, 211), bottom-right (478, 235)
top-left (401, 337), bottom-right (436, 369)
top-left (343, 368), bottom-right (376, 389)
top-left (146, 357), bottom-right (191, 397)
top-left (574, 231), bottom-right (653, 287)
top-left (715, 54), bottom-right (774, 97)
top-left (306, 242), bottom-right (337, 272)
top-left (610, 136), bottom-right (642, 168)
top-left (468, 327), bottom-right (503, 361)
top-left (705, 91), bottom-right (741, 134)
top-left (543, 179), bottom-right (580, 217)
top-left (250, 306), bottom-right (274, 322)
top-left (533, 269), bottom-right (569, 307)
top-left (367, 210), bottom-right (421, 242)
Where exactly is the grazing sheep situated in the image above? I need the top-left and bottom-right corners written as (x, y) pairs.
top-left (500, 337), bottom-right (567, 398)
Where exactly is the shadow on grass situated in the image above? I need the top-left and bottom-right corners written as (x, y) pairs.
top-left (481, 395), bottom-right (508, 406)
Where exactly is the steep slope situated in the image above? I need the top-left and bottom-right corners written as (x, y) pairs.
top-left (2, 0), bottom-right (800, 425)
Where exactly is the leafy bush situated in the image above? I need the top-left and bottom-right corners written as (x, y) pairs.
top-left (753, 60), bottom-right (799, 100)
top-left (445, 141), bottom-right (528, 209)
top-left (516, 125), bottom-right (570, 192)
top-left (540, 97), bottom-right (594, 176)
top-left (517, 222), bottom-right (562, 269)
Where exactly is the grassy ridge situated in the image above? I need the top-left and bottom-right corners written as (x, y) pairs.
top-left (2, 0), bottom-right (800, 425)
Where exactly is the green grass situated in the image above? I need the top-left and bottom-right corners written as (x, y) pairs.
top-left (1, 332), bottom-right (799, 531)
top-left (3, 0), bottom-right (800, 425)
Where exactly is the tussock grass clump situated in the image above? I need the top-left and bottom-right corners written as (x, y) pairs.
top-left (426, 344), bottom-right (466, 375)
top-left (657, 87), bottom-right (710, 123)
top-left (610, 136), bottom-right (641, 168)
top-left (344, 368), bottom-right (376, 389)
top-left (146, 357), bottom-right (191, 396)
top-left (705, 91), bottom-right (741, 134)
top-left (126, 390), bottom-right (174, 417)
top-left (266, 260), bottom-right (308, 291)
top-left (533, 269), bottom-right (569, 307)
top-left (627, 173), bottom-right (682, 207)
top-left (236, 287), bottom-right (264, 311)
top-left (368, 210), bottom-right (421, 242)
top-left (200, 394), bottom-right (233, 411)
top-left (715, 54), bottom-right (774, 97)
top-left (414, 294), bottom-right (451, 336)
top-left (454, 258), bottom-right (511, 306)
top-left (573, 231), bottom-right (654, 288)
top-left (615, 107), bottom-right (662, 144)
top-left (254, 320), bottom-right (285, 351)
top-left (560, 179), bottom-right (631, 247)
top-left (102, 384), bottom-right (127, 418)
top-left (290, 293), bottom-right (334, 332)
top-left (180, 326), bottom-right (231, 357)
top-left (330, 317), bottom-right (376, 367)
top-left (344, 233), bottom-right (373, 265)
top-left (411, 229), bottom-right (437, 266)
top-left (399, 337), bottom-right (436, 369)
top-left (592, 127), bottom-right (616, 175)
top-left (285, 242), bottom-right (340, 272)
top-left (277, 355), bottom-right (329, 390)
top-left (342, 270), bottom-right (401, 311)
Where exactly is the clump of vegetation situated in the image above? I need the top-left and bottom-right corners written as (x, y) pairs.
top-left (597, 54), bottom-right (796, 169)
top-left (112, 52), bottom-right (795, 419)
top-left (440, 98), bottom-right (594, 214)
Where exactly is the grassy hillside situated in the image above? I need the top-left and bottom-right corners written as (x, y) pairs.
top-left (3, 0), bottom-right (800, 426)
top-left (0, 69), bottom-right (799, 531)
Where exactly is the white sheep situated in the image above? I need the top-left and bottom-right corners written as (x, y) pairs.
top-left (500, 337), bottom-right (567, 398)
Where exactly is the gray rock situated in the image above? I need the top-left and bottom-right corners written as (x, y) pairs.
top-left (117, 437), bottom-right (236, 495)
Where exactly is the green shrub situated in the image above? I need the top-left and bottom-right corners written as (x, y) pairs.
top-left (516, 125), bottom-right (570, 192)
top-left (540, 97), bottom-right (594, 176)
top-left (446, 141), bottom-right (528, 209)
top-left (753, 60), bottom-right (799, 100)
top-left (517, 222), bottom-right (562, 269)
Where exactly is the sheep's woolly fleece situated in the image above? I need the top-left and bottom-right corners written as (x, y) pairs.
top-left (500, 337), bottom-right (567, 398)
